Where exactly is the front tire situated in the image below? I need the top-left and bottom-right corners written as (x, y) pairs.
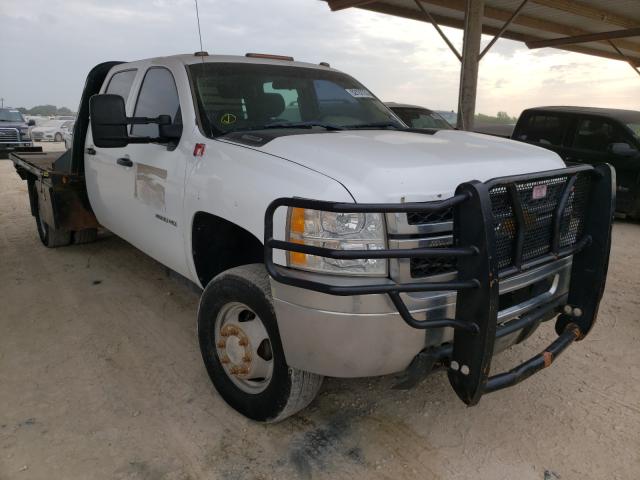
top-left (54, 133), bottom-right (63, 142)
top-left (198, 264), bottom-right (323, 422)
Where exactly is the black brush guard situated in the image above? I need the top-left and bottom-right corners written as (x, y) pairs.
top-left (264, 164), bottom-right (615, 405)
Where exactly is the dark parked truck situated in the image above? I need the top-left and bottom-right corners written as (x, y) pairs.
top-left (513, 106), bottom-right (640, 219)
top-left (0, 108), bottom-right (42, 158)
top-left (10, 54), bottom-right (616, 422)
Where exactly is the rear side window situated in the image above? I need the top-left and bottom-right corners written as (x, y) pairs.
top-left (131, 68), bottom-right (181, 137)
top-left (516, 113), bottom-right (568, 146)
top-left (105, 69), bottom-right (137, 103)
top-left (572, 118), bottom-right (630, 152)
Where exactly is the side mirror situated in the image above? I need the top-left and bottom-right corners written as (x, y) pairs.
top-left (159, 122), bottom-right (182, 141)
top-left (89, 94), bottom-right (177, 148)
top-left (89, 94), bottom-right (129, 148)
top-left (609, 142), bottom-right (638, 157)
top-left (28, 119), bottom-right (36, 126)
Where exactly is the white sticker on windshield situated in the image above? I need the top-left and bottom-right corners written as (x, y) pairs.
top-left (346, 88), bottom-right (374, 99)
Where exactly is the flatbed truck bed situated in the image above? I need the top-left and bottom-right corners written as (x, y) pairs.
top-left (10, 149), bottom-right (98, 246)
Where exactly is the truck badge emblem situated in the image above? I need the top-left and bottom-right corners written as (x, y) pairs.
top-left (532, 184), bottom-right (547, 200)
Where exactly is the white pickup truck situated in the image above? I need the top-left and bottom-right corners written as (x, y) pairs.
top-left (11, 52), bottom-right (615, 422)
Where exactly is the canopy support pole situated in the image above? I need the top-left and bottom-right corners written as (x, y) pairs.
top-left (457, 0), bottom-right (484, 131)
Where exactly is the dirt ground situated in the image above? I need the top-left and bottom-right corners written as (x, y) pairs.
top-left (1, 146), bottom-right (639, 480)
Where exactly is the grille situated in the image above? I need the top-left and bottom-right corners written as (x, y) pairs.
top-left (407, 207), bottom-right (453, 225)
top-left (489, 173), bottom-right (591, 270)
top-left (31, 131), bottom-right (44, 140)
top-left (0, 128), bottom-right (19, 142)
top-left (410, 236), bottom-right (457, 278)
top-left (406, 172), bottom-right (591, 278)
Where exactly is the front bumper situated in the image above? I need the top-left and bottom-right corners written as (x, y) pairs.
top-left (265, 164), bottom-right (615, 406)
top-left (271, 256), bottom-right (572, 377)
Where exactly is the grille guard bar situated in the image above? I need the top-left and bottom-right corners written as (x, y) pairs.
top-left (264, 163), bottom-right (615, 405)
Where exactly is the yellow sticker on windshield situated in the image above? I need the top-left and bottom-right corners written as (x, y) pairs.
top-left (221, 113), bottom-right (237, 125)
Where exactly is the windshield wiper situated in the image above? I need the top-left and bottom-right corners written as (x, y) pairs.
top-left (343, 122), bottom-right (403, 130)
top-left (230, 122), bottom-right (344, 132)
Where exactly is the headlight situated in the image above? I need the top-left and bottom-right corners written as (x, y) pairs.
top-left (286, 207), bottom-right (387, 276)
top-left (19, 128), bottom-right (30, 138)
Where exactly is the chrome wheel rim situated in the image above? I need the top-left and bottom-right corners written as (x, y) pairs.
top-left (214, 302), bottom-right (274, 394)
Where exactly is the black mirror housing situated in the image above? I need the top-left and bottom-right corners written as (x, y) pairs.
top-left (89, 94), bottom-right (129, 148)
top-left (609, 142), bottom-right (638, 157)
top-left (27, 119), bottom-right (36, 126)
top-left (159, 122), bottom-right (183, 140)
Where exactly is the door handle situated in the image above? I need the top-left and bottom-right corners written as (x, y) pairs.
top-left (86, 147), bottom-right (96, 155)
top-left (117, 157), bottom-right (134, 167)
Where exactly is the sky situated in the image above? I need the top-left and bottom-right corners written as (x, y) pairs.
top-left (1, 0), bottom-right (639, 117)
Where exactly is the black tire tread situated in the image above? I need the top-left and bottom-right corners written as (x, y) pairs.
top-left (198, 264), bottom-right (323, 422)
top-left (73, 228), bottom-right (98, 244)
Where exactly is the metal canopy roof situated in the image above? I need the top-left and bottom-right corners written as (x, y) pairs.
top-left (326, 0), bottom-right (640, 68)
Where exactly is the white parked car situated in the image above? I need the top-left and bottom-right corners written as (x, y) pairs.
top-left (31, 119), bottom-right (74, 142)
top-left (62, 121), bottom-right (75, 149)
top-left (10, 53), bottom-right (615, 422)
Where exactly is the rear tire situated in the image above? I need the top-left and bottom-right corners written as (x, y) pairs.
top-left (32, 183), bottom-right (72, 248)
top-left (198, 264), bottom-right (323, 422)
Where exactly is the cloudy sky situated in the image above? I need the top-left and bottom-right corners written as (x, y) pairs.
top-left (1, 0), bottom-right (639, 117)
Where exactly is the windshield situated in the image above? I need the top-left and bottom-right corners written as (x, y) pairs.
top-left (391, 107), bottom-right (452, 129)
top-left (627, 122), bottom-right (640, 139)
top-left (436, 110), bottom-right (457, 125)
top-left (189, 63), bottom-right (402, 135)
top-left (0, 110), bottom-right (25, 122)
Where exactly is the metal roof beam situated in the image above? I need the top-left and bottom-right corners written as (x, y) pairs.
top-left (408, 0), bottom-right (640, 54)
top-left (526, 27), bottom-right (640, 49)
top-left (608, 40), bottom-right (640, 78)
top-left (530, 0), bottom-right (639, 29)
top-left (414, 0), bottom-right (462, 61)
top-left (327, 0), bottom-right (375, 11)
top-left (479, 0), bottom-right (529, 60)
top-left (355, 2), bottom-right (640, 65)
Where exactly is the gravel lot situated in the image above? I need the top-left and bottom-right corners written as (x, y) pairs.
top-left (1, 146), bottom-right (639, 479)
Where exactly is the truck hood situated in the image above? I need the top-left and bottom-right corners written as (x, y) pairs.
top-left (253, 130), bottom-right (565, 202)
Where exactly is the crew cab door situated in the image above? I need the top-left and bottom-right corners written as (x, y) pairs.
top-left (85, 68), bottom-right (138, 236)
top-left (118, 66), bottom-right (189, 276)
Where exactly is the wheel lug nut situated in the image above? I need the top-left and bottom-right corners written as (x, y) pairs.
top-left (242, 355), bottom-right (251, 363)
top-left (216, 340), bottom-right (226, 348)
top-left (238, 338), bottom-right (248, 346)
top-left (220, 355), bottom-right (230, 364)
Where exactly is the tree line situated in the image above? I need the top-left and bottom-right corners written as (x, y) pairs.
top-left (17, 105), bottom-right (75, 116)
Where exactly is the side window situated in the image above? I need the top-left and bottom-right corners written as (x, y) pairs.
top-left (571, 118), bottom-right (629, 152)
top-left (131, 68), bottom-right (181, 137)
top-left (105, 69), bottom-right (137, 103)
top-left (263, 82), bottom-right (300, 122)
top-left (517, 114), bottom-right (567, 146)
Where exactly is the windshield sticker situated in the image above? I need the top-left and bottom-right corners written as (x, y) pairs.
top-left (221, 113), bottom-right (237, 125)
top-left (346, 88), bottom-right (374, 99)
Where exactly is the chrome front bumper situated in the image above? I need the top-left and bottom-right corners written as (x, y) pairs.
top-left (271, 257), bottom-right (571, 378)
